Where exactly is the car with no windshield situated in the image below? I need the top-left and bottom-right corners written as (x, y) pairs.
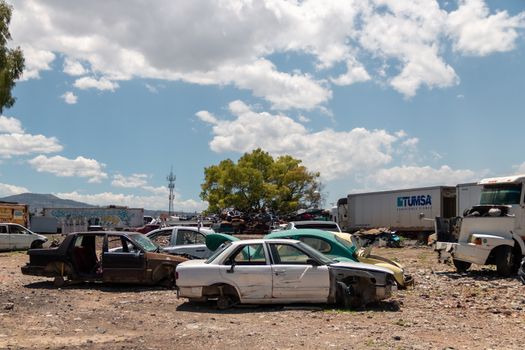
top-left (176, 238), bottom-right (396, 309)
top-left (21, 231), bottom-right (186, 287)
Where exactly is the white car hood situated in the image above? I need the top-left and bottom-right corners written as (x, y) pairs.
top-left (177, 259), bottom-right (207, 267)
top-left (330, 261), bottom-right (393, 275)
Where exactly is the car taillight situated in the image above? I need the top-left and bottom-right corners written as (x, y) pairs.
top-left (175, 271), bottom-right (179, 280)
top-left (473, 237), bottom-right (482, 245)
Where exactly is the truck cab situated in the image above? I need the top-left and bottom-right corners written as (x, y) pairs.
top-left (435, 174), bottom-right (525, 276)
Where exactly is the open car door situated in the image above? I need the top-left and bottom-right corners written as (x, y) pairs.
top-left (102, 234), bottom-right (146, 283)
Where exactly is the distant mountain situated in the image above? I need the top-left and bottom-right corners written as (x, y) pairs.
top-left (0, 193), bottom-right (95, 211)
top-left (0, 193), bottom-right (198, 216)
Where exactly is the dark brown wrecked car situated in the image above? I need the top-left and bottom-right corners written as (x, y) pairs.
top-left (21, 231), bottom-right (187, 287)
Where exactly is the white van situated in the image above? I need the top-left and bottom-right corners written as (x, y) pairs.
top-left (0, 223), bottom-right (48, 251)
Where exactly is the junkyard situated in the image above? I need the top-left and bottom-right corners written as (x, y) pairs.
top-left (2, 0), bottom-right (525, 349)
top-left (2, 241), bottom-right (524, 350)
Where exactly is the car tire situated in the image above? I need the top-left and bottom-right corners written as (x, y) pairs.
top-left (518, 258), bottom-right (525, 284)
top-left (160, 269), bottom-right (176, 288)
top-left (30, 240), bottom-right (44, 249)
top-left (495, 245), bottom-right (517, 277)
top-left (53, 276), bottom-right (65, 287)
top-left (453, 259), bottom-right (471, 273)
top-left (216, 295), bottom-right (235, 310)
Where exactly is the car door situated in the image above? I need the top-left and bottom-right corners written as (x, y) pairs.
top-left (102, 234), bottom-right (146, 283)
top-left (218, 243), bottom-right (272, 300)
top-left (0, 224), bottom-right (9, 250)
top-left (173, 228), bottom-right (211, 258)
top-left (268, 242), bottom-right (330, 302)
top-left (8, 224), bottom-right (32, 249)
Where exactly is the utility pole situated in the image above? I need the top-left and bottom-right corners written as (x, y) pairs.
top-left (167, 167), bottom-right (176, 217)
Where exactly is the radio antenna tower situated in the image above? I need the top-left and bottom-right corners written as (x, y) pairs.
top-left (167, 167), bottom-right (176, 217)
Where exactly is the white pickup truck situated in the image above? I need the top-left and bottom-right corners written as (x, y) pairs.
top-left (435, 174), bottom-right (525, 276)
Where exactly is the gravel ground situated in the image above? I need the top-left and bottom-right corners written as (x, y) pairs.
top-left (1, 245), bottom-right (524, 350)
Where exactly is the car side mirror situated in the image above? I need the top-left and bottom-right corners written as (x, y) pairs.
top-left (306, 258), bottom-right (320, 266)
top-left (226, 259), bottom-right (235, 273)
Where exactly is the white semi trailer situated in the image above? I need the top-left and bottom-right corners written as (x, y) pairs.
top-left (435, 174), bottom-right (525, 276)
top-left (338, 186), bottom-right (457, 238)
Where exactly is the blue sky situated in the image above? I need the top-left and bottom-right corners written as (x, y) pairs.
top-left (1, 0), bottom-right (524, 211)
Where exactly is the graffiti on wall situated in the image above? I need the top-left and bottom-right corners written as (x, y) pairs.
top-left (45, 208), bottom-right (143, 233)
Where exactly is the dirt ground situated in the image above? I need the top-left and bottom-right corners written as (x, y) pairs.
top-left (1, 242), bottom-right (525, 350)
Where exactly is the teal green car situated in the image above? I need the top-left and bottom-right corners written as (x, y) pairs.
top-left (265, 229), bottom-right (358, 262)
top-left (265, 229), bottom-right (413, 288)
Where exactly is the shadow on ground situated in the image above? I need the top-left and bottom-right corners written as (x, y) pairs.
top-left (434, 269), bottom-right (520, 282)
top-left (23, 280), bottom-right (171, 293)
top-left (176, 299), bottom-right (401, 314)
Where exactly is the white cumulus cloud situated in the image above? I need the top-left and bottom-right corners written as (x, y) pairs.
top-left (447, 0), bottom-right (525, 56)
top-left (198, 100), bottom-right (407, 180)
top-left (198, 101), bottom-right (483, 189)
top-left (365, 165), bottom-right (482, 189)
top-left (331, 58), bottom-right (371, 86)
top-left (18, 46), bottom-right (55, 80)
top-left (112, 173), bottom-right (149, 188)
top-left (63, 57), bottom-right (88, 76)
top-left (0, 116), bottom-right (62, 158)
top-left (0, 116), bottom-right (24, 133)
top-left (0, 182), bottom-right (29, 197)
top-left (28, 155), bottom-right (108, 183)
top-left (74, 77), bottom-right (119, 91)
top-left (61, 91), bottom-right (78, 104)
top-left (10, 1), bottom-right (524, 104)
top-left (55, 190), bottom-right (207, 212)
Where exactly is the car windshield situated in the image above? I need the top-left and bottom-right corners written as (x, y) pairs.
top-left (205, 242), bottom-right (232, 263)
top-left (334, 234), bottom-right (357, 258)
top-left (294, 241), bottom-right (334, 265)
top-left (480, 185), bottom-right (522, 205)
top-left (130, 233), bottom-right (159, 252)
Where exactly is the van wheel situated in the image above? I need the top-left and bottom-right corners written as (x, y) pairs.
top-left (496, 246), bottom-right (517, 277)
top-left (453, 259), bottom-right (471, 273)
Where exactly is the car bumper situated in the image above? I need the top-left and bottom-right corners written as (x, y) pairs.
top-left (435, 242), bottom-right (491, 265)
top-left (21, 265), bottom-right (47, 276)
top-left (177, 286), bottom-right (203, 299)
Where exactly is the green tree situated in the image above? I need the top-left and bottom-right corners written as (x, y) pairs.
top-left (0, 1), bottom-right (24, 113)
top-left (200, 149), bottom-right (321, 215)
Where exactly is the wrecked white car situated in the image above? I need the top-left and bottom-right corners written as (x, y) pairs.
top-left (176, 238), bottom-right (396, 309)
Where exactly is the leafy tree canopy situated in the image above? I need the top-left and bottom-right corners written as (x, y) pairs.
top-left (200, 149), bottom-right (321, 215)
top-left (0, 0), bottom-right (24, 113)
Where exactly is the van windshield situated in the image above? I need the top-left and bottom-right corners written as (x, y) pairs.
top-left (480, 185), bottom-right (522, 205)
